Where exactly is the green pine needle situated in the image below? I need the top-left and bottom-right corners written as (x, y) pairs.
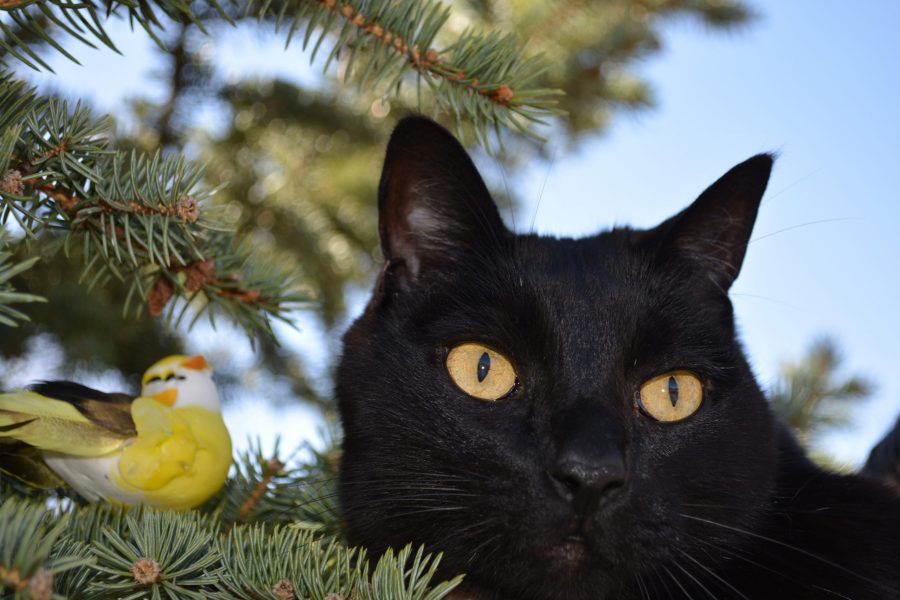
top-left (0, 437), bottom-right (464, 600)
top-left (0, 70), bottom-right (307, 338)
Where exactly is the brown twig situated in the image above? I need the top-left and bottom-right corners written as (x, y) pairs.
top-left (0, 0), bottom-right (31, 9)
top-left (33, 183), bottom-right (79, 212)
top-left (13, 142), bottom-right (200, 224)
top-left (0, 566), bottom-right (52, 599)
top-left (40, 141), bottom-right (69, 160)
top-left (30, 182), bottom-right (199, 224)
top-left (157, 21), bottom-right (190, 148)
top-left (148, 258), bottom-right (269, 317)
top-left (9, 141), bottom-right (71, 178)
top-left (237, 458), bottom-right (286, 521)
top-left (318, 0), bottom-right (515, 106)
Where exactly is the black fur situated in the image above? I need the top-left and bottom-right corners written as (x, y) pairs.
top-left (865, 417), bottom-right (900, 489)
top-left (337, 117), bottom-right (900, 599)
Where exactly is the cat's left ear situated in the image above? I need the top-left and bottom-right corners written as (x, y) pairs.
top-left (650, 154), bottom-right (774, 291)
top-left (377, 116), bottom-right (508, 287)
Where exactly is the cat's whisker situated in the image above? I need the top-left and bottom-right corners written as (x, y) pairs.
top-left (438, 516), bottom-right (499, 548)
top-left (692, 534), bottom-right (856, 600)
top-left (680, 503), bottom-right (753, 510)
top-left (530, 143), bottom-right (556, 233)
top-left (659, 567), bottom-right (678, 600)
top-left (810, 584), bottom-right (854, 599)
top-left (759, 167), bottom-right (819, 206)
top-left (379, 506), bottom-right (468, 519)
top-left (727, 293), bottom-right (801, 311)
top-left (465, 531), bottom-right (503, 568)
top-left (662, 564), bottom-right (695, 599)
top-left (339, 485), bottom-right (477, 496)
top-left (493, 154), bottom-right (517, 232)
top-left (671, 560), bottom-right (719, 600)
top-left (685, 532), bottom-right (797, 586)
top-left (344, 494), bottom-right (477, 508)
top-left (749, 217), bottom-right (857, 245)
top-left (681, 514), bottom-right (892, 591)
top-left (635, 573), bottom-right (651, 600)
top-left (643, 566), bottom-right (672, 600)
top-left (675, 548), bottom-right (747, 600)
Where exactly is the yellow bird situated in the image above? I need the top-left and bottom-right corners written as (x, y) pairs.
top-left (0, 355), bottom-right (232, 510)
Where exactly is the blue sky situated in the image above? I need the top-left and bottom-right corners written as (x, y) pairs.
top-left (15, 1), bottom-right (900, 464)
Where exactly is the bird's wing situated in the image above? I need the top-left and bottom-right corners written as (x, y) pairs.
top-left (29, 381), bottom-right (137, 436)
top-left (0, 387), bottom-right (134, 456)
top-left (115, 397), bottom-right (198, 491)
top-left (0, 440), bottom-right (66, 488)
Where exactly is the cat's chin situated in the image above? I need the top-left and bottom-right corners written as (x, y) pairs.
top-left (545, 535), bottom-right (589, 566)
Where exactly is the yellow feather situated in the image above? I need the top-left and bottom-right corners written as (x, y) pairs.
top-left (0, 391), bottom-right (130, 456)
top-left (0, 391), bottom-right (91, 422)
top-left (117, 397), bottom-right (197, 490)
top-left (110, 399), bottom-right (231, 510)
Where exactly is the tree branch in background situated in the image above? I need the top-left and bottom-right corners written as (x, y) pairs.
top-left (0, 72), bottom-right (305, 338)
top-left (2, 0), bottom-right (562, 145)
top-left (769, 337), bottom-right (873, 448)
top-left (156, 20), bottom-right (191, 149)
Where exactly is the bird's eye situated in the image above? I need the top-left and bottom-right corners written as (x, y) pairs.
top-left (446, 343), bottom-right (517, 401)
top-left (176, 375), bottom-right (186, 381)
top-left (637, 371), bottom-right (703, 422)
top-left (165, 373), bottom-right (176, 381)
top-left (146, 376), bottom-right (163, 384)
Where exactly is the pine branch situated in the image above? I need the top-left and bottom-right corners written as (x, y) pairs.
top-left (248, 0), bottom-right (562, 144)
top-left (0, 0), bottom-right (229, 72)
top-left (0, 71), bottom-right (306, 337)
top-left (87, 510), bottom-right (222, 599)
top-left (0, 437), bottom-right (464, 600)
top-left (0, 230), bottom-right (45, 326)
top-left (212, 438), bottom-right (342, 536)
top-left (2, 0), bottom-right (561, 144)
top-left (769, 337), bottom-right (873, 446)
top-left (0, 497), bottom-right (94, 600)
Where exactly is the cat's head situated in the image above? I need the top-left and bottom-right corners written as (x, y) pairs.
top-left (337, 117), bottom-right (777, 599)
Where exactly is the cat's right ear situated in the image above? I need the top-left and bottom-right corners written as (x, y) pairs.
top-left (645, 154), bottom-right (774, 292)
top-left (376, 116), bottom-right (508, 290)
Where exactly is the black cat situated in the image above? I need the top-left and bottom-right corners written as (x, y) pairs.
top-left (337, 116), bottom-right (900, 600)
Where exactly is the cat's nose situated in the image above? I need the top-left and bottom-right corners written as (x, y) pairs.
top-left (548, 455), bottom-right (625, 515)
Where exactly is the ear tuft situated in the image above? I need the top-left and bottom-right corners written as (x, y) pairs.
top-left (377, 116), bottom-right (507, 285)
top-left (655, 153), bottom-right (774, 290)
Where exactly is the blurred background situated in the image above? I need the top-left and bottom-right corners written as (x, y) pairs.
top-left (2, 0), bottom-right (898, 466)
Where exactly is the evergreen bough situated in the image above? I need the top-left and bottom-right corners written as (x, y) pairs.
top-left (0, 0), bottom-right (561, 336)
top-left (0, 441), bottom-right (464, 599)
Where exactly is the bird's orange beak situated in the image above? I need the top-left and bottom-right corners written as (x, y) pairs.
top-left (181, 355), bottom-right (209, 371)
top-left (151, 389), bottom-right (178, 407)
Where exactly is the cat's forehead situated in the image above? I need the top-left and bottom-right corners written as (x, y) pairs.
top-left (509, 228), bottom-right (641, 286)
top-left (436, 228), bottom-right (659, 341)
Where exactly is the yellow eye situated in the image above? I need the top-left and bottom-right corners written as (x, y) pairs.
top-left (637, 371), bottom-right (703, 422)
top-left (446, 343), bottom-right (517, 401)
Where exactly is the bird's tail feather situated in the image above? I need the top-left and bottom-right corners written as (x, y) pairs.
top-left (0, 440), bottom-right (65, 489)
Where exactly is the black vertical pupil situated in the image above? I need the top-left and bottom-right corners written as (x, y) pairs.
top-left (668, 376), bottom-right (679, 407)
top-left (477, 352), bottom-right (491, 382)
